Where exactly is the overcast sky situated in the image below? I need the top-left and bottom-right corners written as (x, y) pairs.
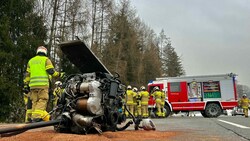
top-left (130, 0), bottom-right (250, 87)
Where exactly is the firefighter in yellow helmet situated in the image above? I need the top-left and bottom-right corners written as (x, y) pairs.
top-left (23, 46), bottom-right (65, 122)
top-left (140, 86), bottom-right (149, 118)
top-left (133, 87), bottom-right (141, 117)
top-left (52, 81), bottom-right (63, 108)
top-left (238, 94), bottom-right (250, 118)
top-left (152, 86), bottom-right (163, 117)
top-left (125, 85), bottom-right (136, 117)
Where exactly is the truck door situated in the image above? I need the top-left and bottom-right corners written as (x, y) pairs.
top-left (168, 82), bottom-right (188, 102)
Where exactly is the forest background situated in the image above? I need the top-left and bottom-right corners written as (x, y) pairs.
top-left (0, 0), bottom-right (246, 122)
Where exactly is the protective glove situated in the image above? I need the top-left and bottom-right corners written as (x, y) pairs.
top-left (59, 72), bottom-right (65, 79)
top-left (23, 84), bottom-right (30, 94)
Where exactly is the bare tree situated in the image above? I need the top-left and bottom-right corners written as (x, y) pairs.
top-left (32, 0), bottom-right (183, 87)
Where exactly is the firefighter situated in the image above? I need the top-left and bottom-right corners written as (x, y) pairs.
top-left (23, 87), bottom-right (32, 123)
top-left (23, 46), bottom-right (65, 122)
top-left (140, 86), bottom-right (149, 118)
top-left (238, 94), bottom-right (250, 118)
top-left (160, 89), bottom-right (166, 117)
top-left (125, 85), bottom-right (136, 117)
top-left (52, 81), bottom-right (63, 108)
top-left (133, 87), bottom-right (141, 117)
top-left (152, 86), bottom-right (164, 117)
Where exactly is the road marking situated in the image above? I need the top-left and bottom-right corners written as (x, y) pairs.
top-left (218, 119), bottom-right (250, 129)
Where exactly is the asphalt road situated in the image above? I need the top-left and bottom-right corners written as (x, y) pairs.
top-left (0, 113), bottom-right (249, 141)
top-left (151, 114), bottom-right (250, 141)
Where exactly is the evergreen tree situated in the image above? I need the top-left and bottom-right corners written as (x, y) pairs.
top-left (162, 43), bottom-right (185, 77)
top-left (143, 42), bottom-right (163, 82)
top-left (0, 0), bottom-right (47, 122)
top-left (102, 1), bottom-right (140, 85)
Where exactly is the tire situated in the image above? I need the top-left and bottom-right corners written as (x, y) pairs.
top-left (205, 103), bottom-right (222, 118)
top-left (152, 105), bottom-right (171, 118)
top-left (200, 111), bottom-right (208, 118)
top-left (163, 105), bottom-right (171, 118)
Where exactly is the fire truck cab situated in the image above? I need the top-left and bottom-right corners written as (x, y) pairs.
top-left (147, 73), bottom-right (238, 118)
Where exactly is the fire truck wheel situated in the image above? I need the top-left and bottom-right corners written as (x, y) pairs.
top-left (200, 111), bottom-right (208, 118)
top-left (205, 103), bottom-right (222, 118)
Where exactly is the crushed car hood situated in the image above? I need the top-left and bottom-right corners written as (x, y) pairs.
top-left (59, 40), bottom-right (110, 74)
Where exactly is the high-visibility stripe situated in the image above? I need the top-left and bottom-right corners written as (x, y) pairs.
top-left (126, 101), bottom-right (133, 104)
top-left (30, 76), bottom-right (48, 79)
top-left (141, 102), bottom-right (148, 105)
top-left (26, 109), bottom-right (32, 113)
top-left (32, 109), bottom-right (45, 117)
top-left (30, 77), bottom-right (49, 86)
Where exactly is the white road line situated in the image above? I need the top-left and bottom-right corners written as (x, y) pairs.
top-left (218, 119), bottom-right (250, 129)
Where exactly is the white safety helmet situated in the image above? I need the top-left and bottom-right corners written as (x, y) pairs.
top-left (140, 86), bottom-right (146, 91)
top-left (154, 86), bottom-right (159, 91)
top-left (142, 118), bottom-right (156, 130)
top-left (243, 94), bottom-right (247, 97)
top-left (127, 85), bottom-right (132, 90)
top-left (132, 87), bottom-right (138, 92)
top-left (55, 81), bottom-right (62, 87)
top-left (36, 46), bottom-right (47, 56)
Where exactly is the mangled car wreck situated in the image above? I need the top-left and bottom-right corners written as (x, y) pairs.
top-left (0, 40), bottom-right (155, 136)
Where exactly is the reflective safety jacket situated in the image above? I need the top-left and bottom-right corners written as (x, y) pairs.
top-left (161, 91), bottom-right (166, 105)
top-left (29, 56), bottom-right (49, 87)
top-left (152, 91), bottom-right (163, 103)
top-left (133, 91), bottom-right (138, 105)
top-left (126, 90), bottom-right (136, 105)
top-left (140, 91), bottom-right (149, 105)
top-left (24, 55), bottom-right (58, 88)
top-left (239, 98), bottom-right (250, 109)
top-left (53, 87), bottom-right (63, 107)
top-left (135, 92), bottom-right (142, 106)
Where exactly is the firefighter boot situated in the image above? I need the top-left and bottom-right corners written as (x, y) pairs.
top-left (162, 112), bottom-right (165, 117)
top-left (32, 118), bottom-right (43, 122)
top-left (156, 111), bottom-right (162, 117)
top-left (25, 109), bottom-right (32, 123)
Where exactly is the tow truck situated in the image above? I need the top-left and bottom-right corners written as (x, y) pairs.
top-left (147, 73), bottom-right (238, 118)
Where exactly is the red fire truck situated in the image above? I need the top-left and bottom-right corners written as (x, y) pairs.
top-left (147, 73), bottom-right (238, 118)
